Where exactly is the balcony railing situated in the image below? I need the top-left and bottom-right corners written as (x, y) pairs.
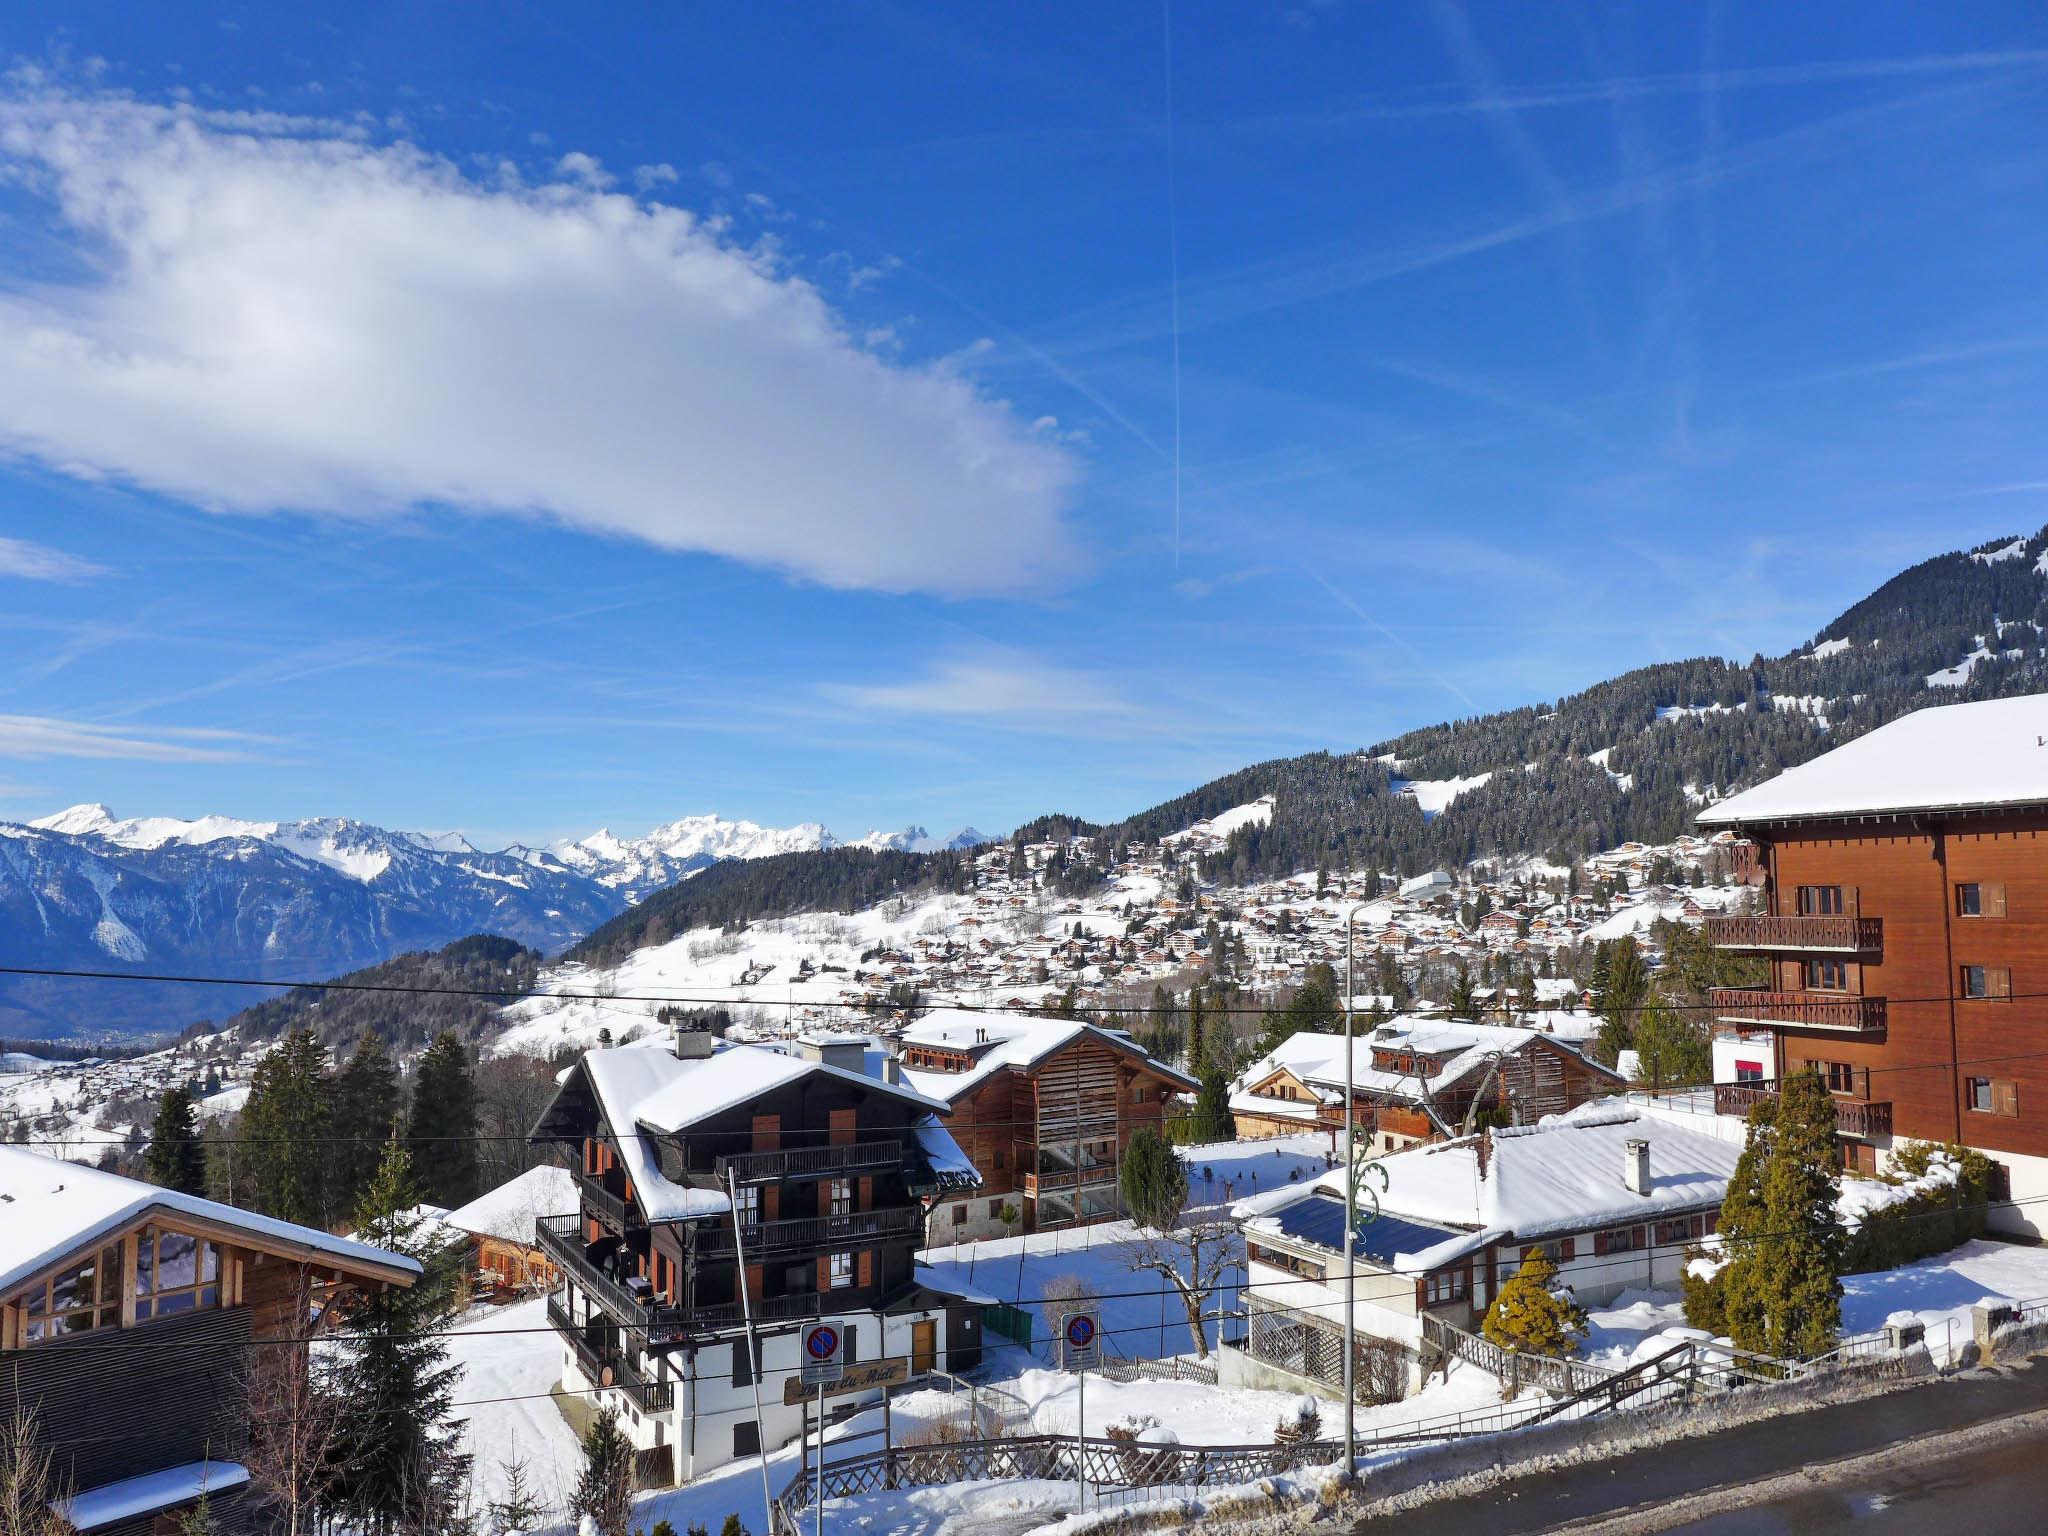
top-left (1705, 915), bottom-right (1882, 954)
top-left (1711, 988), bottom-right (1886, 1034)
top-left (714, 1139), bottom-right (903, 1185)
top-left (693, 1204), bottom-right (924, 1260)
top-left (1729, 840), bottom-right (1766, 886)
top-left (547, 1296), bottom-right (674, 1413)
top-left (576, 1170), bottom-right (636, 1230)
top-left (1712, 1082), bottom-right (1893, 1139)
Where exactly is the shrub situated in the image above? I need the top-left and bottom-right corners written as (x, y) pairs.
top-left (1841, 1142), bottom-right (1993, 1274)
top-left (1482, 1249), bottom-right (1587, 1367)
top-left (1679, 1241), bottom-right (1727, 1335)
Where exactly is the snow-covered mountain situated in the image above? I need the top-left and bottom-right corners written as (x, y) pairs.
top-left (846, 825), bottom-right (994, 854)
top-left (0, 804), bottom-right (989, 1038)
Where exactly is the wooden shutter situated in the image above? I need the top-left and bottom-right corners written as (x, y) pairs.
top-left (1558, 1237), bottom-right (1576, 1262)
top-left (762, 1185), bottom-right (780, 1222)
top-left (858, 1176), bottom-right (874, 1211)
top-left (829, 1107), bottom-right (857, 1147)
top-left (1987, 882), bottom-right (2008, 918)
top-left (744, 1263), bottom-right (763, 1303)
top-left (751, 1114), bottom-right (780, 1152)
top-left (857, 1250), bottom-right (874, 1289)
top-left (817, 1255), bottom-right (832, 1293)
top-left (1995, 1080), bottom-right (2021, 1118)
top-left (1991, 967), bottom-right (2013, 999)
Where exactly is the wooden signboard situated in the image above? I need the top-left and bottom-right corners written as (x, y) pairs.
top-left (783, 1356), bottom-right (908, 1405)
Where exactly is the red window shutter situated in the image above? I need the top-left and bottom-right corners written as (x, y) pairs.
top-left (857, 1250), bottom-right (874, 1288)
top-left (751, 1114), bottom-right (780, 1153)
top-left (1593, 1230), bottom-right (1610, 1257)
top-left (1987, 882), bottom-right (2008, 918)
top-left (744, 1264), bottom-right (763, 1303)
top-left (763, 1185), bottom-right (780, 1222)
top-left (1991, 967), bottom-right (2013, 1000)
top-left (859, 1176), bottom-right (874, 1211)
top-left (816, 1256), bottom-right (832, 1293)
top-left (830, 1107), bottom-right (857, 1147)
top-left (1559, 1238), bottom-right (1576, 1261)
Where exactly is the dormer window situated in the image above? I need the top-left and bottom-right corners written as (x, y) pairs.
top-left (17, 1245), bottom-right (120, 1341)
top-left (136, 1227), bottom-right (221, 1319)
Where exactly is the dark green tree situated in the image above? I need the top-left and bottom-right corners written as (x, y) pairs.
top-left (330, 1030), bottom-right (401, 1216)
top-left (240, 1028), bottom-right (332, 1224)
top-left (572, 1406), bottom-right (635, 1536)
top-left (145, 1085), bottom-right (206, 1195)
top-left (1118, 1126), bottom-right (1189, 1231)
top-left (1187, 1067), bottom-right (1236, 1144)
top-left (405, 1031), bottom-right (481, 1209)
top-left (325, 1142), bottom-right (468, 1534)
top-left (1629, 1000), bottom-right (1711, 1092)
top-left (1717, 1070), bottom-right (1844, 1357)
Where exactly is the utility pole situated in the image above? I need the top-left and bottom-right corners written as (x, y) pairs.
top-left (1342, 902), bottom-right (1361, 1484)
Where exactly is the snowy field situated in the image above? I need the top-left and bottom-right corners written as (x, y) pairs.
top-left (447, 1296), bottom-right (587, 1511)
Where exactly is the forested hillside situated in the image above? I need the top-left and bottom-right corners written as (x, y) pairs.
top-left (221, 934), bottom-right (540, 1050)
top-left (578, 526), bottom-right (2048, 956)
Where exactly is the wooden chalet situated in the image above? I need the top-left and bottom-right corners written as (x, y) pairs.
top-left (0, 1146), bottom-right (419, 1536)
top-left (897, 1011), bottom-right (1198, 1238)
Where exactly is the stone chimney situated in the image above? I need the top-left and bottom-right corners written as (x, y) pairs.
top-left (797, 1033), bottom-right (868, 1074)
top-left (1624, 1137), bottom-right (1651, 1197)
top-left (672, 1028), bottom-right (716, 1061)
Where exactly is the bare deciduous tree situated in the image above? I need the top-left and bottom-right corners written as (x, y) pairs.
top-left (243, 1268), bottom-right (345, 1536)
top-left (0, 1400), bottom-right (71, 1536)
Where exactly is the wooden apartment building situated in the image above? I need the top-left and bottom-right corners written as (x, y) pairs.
top-left (897, 1012), bottom-right (1197, 1239)
top-left (1698, 694), bottom-right (2048, 1233)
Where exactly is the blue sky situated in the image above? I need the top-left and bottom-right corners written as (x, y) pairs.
top-left (2, 3), bottom-right (2045, 846)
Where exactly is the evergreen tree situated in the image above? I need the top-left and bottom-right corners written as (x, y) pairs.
top-left (1629, 1001), bottom-right (1711, 1092)
top-left (1445, 967), bottom-right (1480, 1022)
top-left (488, 1460), bottom-right (544, 1536)
top-left (1187, 1067), bottom-right (1236, 1143)
top-left (1715, 1070), bottom-right (1844, 1357)
top-left (1118, 1126), bottom-right (1188, 1231)
top-left (1481, 1249), bottom-right (1588, 1367)
top-left (240, 1028), bottom-right (332, 1225)
top-left (572, 1407), bottom-right (635, 1536)
top-left (406, 1031), bottom-right (481, 1209)
top-left (144, 1085), bottom-right (206, 1196)
top-left (325, 1143), bottom-right (468, 1534)
top-left (330, 1031), bottom-right (401, 1217)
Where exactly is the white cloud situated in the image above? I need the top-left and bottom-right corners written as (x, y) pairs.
top-left (0, 91), bottom-right (1082, 596)
top-left (830, 656), bottom-right (1130, 721)
top-left (0, 713), bottom-right (268, 762)
top-left (0, 535), bottom-right (107, 582)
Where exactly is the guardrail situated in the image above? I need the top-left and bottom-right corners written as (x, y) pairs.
top-left (694, 1204), bottom-right (924, 1259)
top-left (1711, 988), bottom-right (1886, 1034)
top-left (1706, 915), bottom-right (1882, 954)
top-left (715, 1139), bottom-right (904, 1184)
top-left (544, 1296), bottom-right (674, 1414)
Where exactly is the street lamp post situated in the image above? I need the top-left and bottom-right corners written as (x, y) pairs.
top-left (1342, 902), bottom-right (1361, 1482)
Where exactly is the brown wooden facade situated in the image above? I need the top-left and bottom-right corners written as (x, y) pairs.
top-left (1707, 813), bottom-right (2048, 1178)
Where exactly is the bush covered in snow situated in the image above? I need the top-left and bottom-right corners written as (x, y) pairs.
top-left (1840, 1142), bottom-right (1991, 1274)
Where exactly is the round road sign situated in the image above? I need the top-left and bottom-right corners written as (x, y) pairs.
top-left (1064, 1314), bottom-right (1096, 1351)
top-left (804, 1323), bottom-right (841, 1362)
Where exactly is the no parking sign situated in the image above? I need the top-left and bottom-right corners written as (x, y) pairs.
top-left (800, 1320), bottom-right (844, 1386)
top-left (1061, 1309), bottom-right (1100, 1370)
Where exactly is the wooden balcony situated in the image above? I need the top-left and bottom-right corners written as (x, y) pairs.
top-left (691, 1203), bottom-right (924, 1260)
top-left (1713, 1082), bottom-right (1892, 1139)
top-left (1706, 915), bottom-right (1882, 955)
top-left (1729, 840), bottom-right (1766, 887)
top-left (576, 1169), bottom-right (637, 1230)
top-left (537, 1215), bottom-right (837, 1342)
top-left (1711, 988), bottom-right (1886, 1034)
top-left (714, 1138), bottom-right (904, 1185)
top-left (546, 1296), bottom-right (674, 1413)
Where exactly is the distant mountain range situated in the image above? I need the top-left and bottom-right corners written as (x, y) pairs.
top-left (0, 805), bottom-right (991, 1039)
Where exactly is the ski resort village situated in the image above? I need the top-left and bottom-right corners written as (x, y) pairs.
top-left (8, 688), bottom-right (2048, 1534)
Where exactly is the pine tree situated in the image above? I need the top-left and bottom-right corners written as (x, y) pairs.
top-left (330, 1031), bottom-right (401, 1218)
top-left (488, 1460), bottom-right (544, 1536)
top-left (1716, 1070), bottom-right (1844, 1357)
top-left (1629, 1001), bottom-right (1710, 1092)
top-left (1119, 1126), bottom-right (1188, 1231)
top-left (572, 1406), bottom-right (635, 1536)
top-left (240, 1028), bottom-right (332, 1225)
top-left (144, 1085), bottom-right (206, 1195)
top-left (1187, 1067), bottom-right (1235, 1144)
top-left (325, 1142), bottom-right (468, 1534)
top-left (1481, 1249), bottom-right (1588, 1368)
top-left (406, 1031), bottom-right (481, 1209)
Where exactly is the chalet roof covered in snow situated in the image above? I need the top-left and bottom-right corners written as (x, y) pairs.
top-left (1698, 694), bottom-right (2048, 825)
top-left (0, 1145), bottom-right (420, 1299)
top-left (898, 1009), bottom-right (1198, 1103)
top-left (1235, 1103), bottom-right (1739, 1269)
top-left (565, 1038), bottom-right (967, 1222)
top-left (440, 1163), bottom-right (578, 1246)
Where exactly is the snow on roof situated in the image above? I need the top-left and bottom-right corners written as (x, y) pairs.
top-left (439, 1164), bottom-right (578, 1246)
top-left (1232, 1017), bottom-right (1615, 1111)
top-left (57, 1461), bottom-right (250, 1532)
top-left (0, 1145), bottom-right (419, 1301)
top-left (1236, 1102), bottom-right (1737, 1261)
top-left (573, 1038), bottom-right (953, 1222)
top-left (898, 1009), bottom-right (1196, 1102)
top-left (1698, 694), bottom-right (2048, 825)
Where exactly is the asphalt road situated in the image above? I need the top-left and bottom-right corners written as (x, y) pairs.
top-left (1350, 1356), bottom-right (2048, 1536)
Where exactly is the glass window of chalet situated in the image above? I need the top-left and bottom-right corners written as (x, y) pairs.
top-left (17, 1244), bottom-right (120, 1342)
top-left (828, 1178), bottom-right (853, 1217)
top-left (1423, 1268), bottom-right (1467, 1305)
top-left (1805, 959), bottom-right (1847, 991)
top-left (1797, 886), bottom-right (1844, 916)
top-left (137, 1227), bottom-right (220, 1319)
top-left (828, 1252), bottom-right (853, 1289)
top-left (1958, 883), bottom-right (1983, 917)
top-left (1962, 966), bottom-right (2011, 1000)
top-left (736, 1185), bottom-right (760, 1226)
top-left (1968, 1077), bottom-right (1995, 1113)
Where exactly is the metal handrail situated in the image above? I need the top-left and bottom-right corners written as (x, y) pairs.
top-left (694, 1203), bottom-right (924, 1258)
top-left (545, 1296), bottom-right (674, 1413)
top-left (714, 1138), bottom-right (903, 1184)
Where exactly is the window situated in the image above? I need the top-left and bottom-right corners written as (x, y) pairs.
top-left (736, 1184), bottom-right (761, 1228)
top-left (1132, 1085), bottom-right (1148, 1104)
top-left (731, 1338), bottom-right (759, 1386)
top-left (1957, 882), bottom-right (2006, 919)
top-left (993, 1149), bottom-right (1005, 1171)
top-left (1595, 1226), bottom-right (1641, 1255)
top-left (1735, 1060), bottom-right (1765, 1084)
top-left (1818, 1061), bottom-right (1856, 1095)
top-left (828, 1178), bottom-right (853, 1217)
top-left (951, 1204), bottom-right (966, 1227)
top-left (1797, 885), bottom-right (1845, 916)
top-left (16, 1245), bottom-right (120, 1342)
top-left (1655, 1214), bottom-right (1703, 1246)
top-left (989, 1200), bottom-right (1005, 1220)
top-left (1962, 965), bottom-right (2012, 1000)
top-left (1805, 959), bottom-right (1847, 991)
top-left (1967, 1078), bottom-right (2019, 1118)
top-left (733, 1419), bottom-right (761, 1457)
top-left (829, 1252), bottom-right (854, 1290)
top-left (1423, 1268), bottom-right (1467, 1306)
top-left (1519, 1238), bottom-right (1574, 1264)
top-left (135, 1228), bottom-right (219, 1320)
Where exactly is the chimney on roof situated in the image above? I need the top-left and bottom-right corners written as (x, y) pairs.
top-left (1624, 1137), bottom-right (1650, 1197)
top-left (672, 1028), bottom-right (715, 1061)
top-left (798, 1034), bottom-right (868, 1074)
